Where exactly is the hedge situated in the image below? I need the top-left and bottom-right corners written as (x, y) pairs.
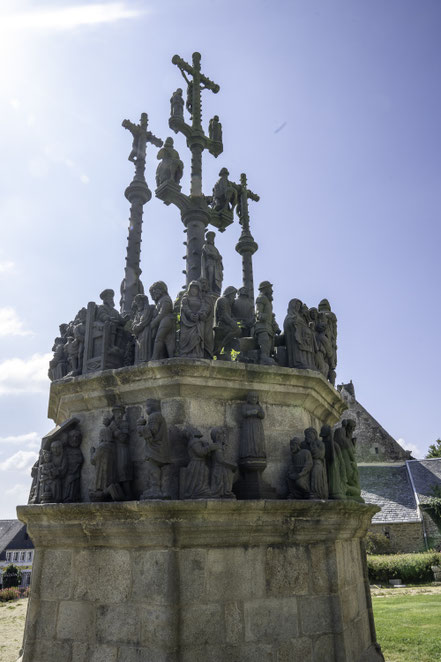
top-left (367, 552), bottom-right (441, 584)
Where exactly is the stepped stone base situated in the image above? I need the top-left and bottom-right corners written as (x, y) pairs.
top-left (18, 500), bottom-right (384, 662)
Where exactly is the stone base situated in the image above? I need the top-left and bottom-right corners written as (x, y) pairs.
top-left (18, 500), bottom-right (384, 662)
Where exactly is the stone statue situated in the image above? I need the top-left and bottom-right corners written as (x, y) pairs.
top-left (334, 419), bottom-right (363, 502)
top-left (254, 281), bottom-right (277, 365)
top-left (311, 309), bottom-right (333, 379)
top-left (39, 449), bottom-right (54, 504)
top-left (318, 298), bottom-right (337, 384)
top-left (72, 307), bottom-right (87, 371)
top-left (208, 115), bottom-right (222, 143)
top-left (201, 231), bottom-right (223, 295)
top-left (232, 287), bottom-right (255, 337)
top-left (283, 299), bottom-right (316, 370)
top-left (212, 168), bottom-right (238, 213)
top-left (137, 399), bottom-right (171, 499)
top-left (111, 405), bottom-right (132, 499)
top-left (305, 427), bottom-right (328, 499)
top-left (90, 415), bottom-right (122, 502)
top-left (179, 280), bottom-right (205, 358)
top-left (122, 112), bottom-right (149, 163)
top-left (240, 391), bottom-right (266, 460)
top-left (48, 438), bottom-right (68, 503)
top-left (287, 437), bottom-right (313, 499)
top-left (170, 88), bottom-right (184, 119)
top-left (181, 426), bottom-right (216, 499)
top-left (210, 427), bottom-right (236, 498)
top-left (149, 281), bottom-right (175, 360)
top-left (28, 456), bottom-right (41, 504)
top-left (63, 428), bottom-right (84, 503)
top-left (97, 289), bottom-right (128, 325)
top-left (156, 137), bottom-right (184, 187)
top-left (48, 336), bottom-right (67, 381)
top-left (198, 277), bottom-right (216, 359)
top-left (320, 424), bottom-right (345, 500)
top-left (130, 293), bottom-right (156, 364)
top-left (213, 286), bottom-right (239, 359)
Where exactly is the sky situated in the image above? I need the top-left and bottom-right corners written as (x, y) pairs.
top-left (0, 0), bottom-right (440, 518)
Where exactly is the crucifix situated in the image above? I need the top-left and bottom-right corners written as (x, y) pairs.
top-left (235, 173), bottom-right (260, 303)
top-left (156, 52), bottom-right (229, 286)
top-left (120, 113), bottom-right (163, 315)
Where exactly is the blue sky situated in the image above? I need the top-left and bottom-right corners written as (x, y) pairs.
top-left (0, 0), bottom-right (440, 518)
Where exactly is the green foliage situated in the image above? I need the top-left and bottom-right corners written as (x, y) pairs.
top-left (368, 552), bottom-right (441, 584)
top-left (2, 564), bottom-right (22, 589)
top-left (0, 587), bottom-right (20, 602)
top-left (426, 439), bottom-right (441, 458)
top-left (365, 531), bottom-right (393, 555)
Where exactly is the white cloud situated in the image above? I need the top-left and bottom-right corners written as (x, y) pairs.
top-left (0, 352), bottom-right (51, 395)
top-left (0, 307), bottom-right (33, 337)
top-left (0, 260), bottom-right (15, 273)
top-left (5, 483), bottom-right (29, 499)
top-left (397, 438), bottom-right (424, 459)
top-left (0, 450), bottom-right (38, 472)
top-left (0, 432), bottom-right (40, 448)
top-left (0, 3), bottom-right (145, 32)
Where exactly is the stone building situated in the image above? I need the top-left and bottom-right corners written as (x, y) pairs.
top-left (338, 382), bottom-right (441, 552)
top-left (0, 520), bottom-right (34, 588)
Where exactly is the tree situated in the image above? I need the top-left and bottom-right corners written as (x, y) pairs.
top-left (2, 564), bottom-right (22, 588)
top-left (426, 439), bottom-right (441, 459)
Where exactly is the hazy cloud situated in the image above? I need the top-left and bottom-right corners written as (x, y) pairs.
top-left (397, 438), bottom-right (424, 459)
top-left (5, 483), bottom-right (30, 500)
top-left (0, 307), bottom-right (33, 337)
top-left (0, 260), bottom-right (15, 273)
top-left (0, 450), bottom-right (38, 472)
top-left (0, 352), bottom-right (51, 395)
top-left (0, 3), bottom-right (145, 31)
top-left (0, 432), bottom-right (40, 448)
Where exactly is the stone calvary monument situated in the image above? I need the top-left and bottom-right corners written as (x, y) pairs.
top-left (18, 53), bottom-right (384, 662)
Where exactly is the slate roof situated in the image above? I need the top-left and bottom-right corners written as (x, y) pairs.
top-left (358, 464), bottom-right (420, 523)
top-left (0, 520), bottom-right (33, 560)
top-left (407, 459), bottom-right (441, 504)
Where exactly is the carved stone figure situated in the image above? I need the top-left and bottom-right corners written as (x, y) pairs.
top-left (240, 391), bottom-right (266, 460)
top-left (318, 298), bottom-right (337, 384)
top-left (63, 428), bottom-right (84, 503)
top-left (97, 289), bottom-right (128, 325)
top-left (232, 286), bottom-right (255, 337)
top-left (254, 281), bottom-right (277, 365)
top-left (334, 419), bottom-right (363, 502)
top-left (130, 293), bottom-right (156, 364)
top-left (72, 307), bottom-right (87, 371)
top-left (156, 137), bottom-right (184, 187)
top-left (90, 415), bottom-right (121, 501)
top-left (48, 438), bottom-right (68, 503)
top-left (28, 457), bottom-right (41, 504)
top-left (283, 299), bottom-right (316, 370)
top-left (320, 424), bottom-right (345, 500)
top-left (149, 281), bottom-right (175, 360)
top-left (287, 437), bottom-right (313, 499)
top-left (212, 168), bottom-right (238, 213)
top-left (181, 426), bottom-right (215, 499)
top-left (210, 427), bottom-right (236, 498)
top-left (201, 231), bottom-right (223, 295)
top-left (305, 427), bottom-right (328, 499)
top-left (48, 336), bottom-right (67, 381)
top-left (111, 406), bottom-right (132, 499)
top-left (179, 280), bottom-right (205, 358)
top-left (198, 277), bottom-right (216, 359)
top-left (138, 399), bottom-right (171, 499)
top-left (39, 450), bottom-right (54, 504)
top-left (312, 311), bottom-right (333, 379)
top-left (214, 286), bottom-right (239, 359)
top-left (170, 88), bottom-right (184, 119)
top-left (208, 115), bottom-right (222, 143)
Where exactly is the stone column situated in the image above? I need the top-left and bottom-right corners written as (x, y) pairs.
top-left (235, 230), bottom-right (258, 304)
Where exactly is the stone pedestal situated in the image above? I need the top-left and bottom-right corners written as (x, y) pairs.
top-left (18, 500), bottom-right (383, 662)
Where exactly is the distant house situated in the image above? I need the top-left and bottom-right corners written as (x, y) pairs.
top-left (338, 382), bottom-right (441, 552)
top-left (0, 520), bottom-right (34, 588)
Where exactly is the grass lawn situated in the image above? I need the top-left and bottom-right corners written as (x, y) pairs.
top-left (373, 592), bottom-right (441, 662)
top-left (0, 598), bottom-right (27, 662)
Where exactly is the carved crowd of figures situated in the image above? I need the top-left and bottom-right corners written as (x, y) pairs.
top-left (287, 420), bottom-right (362, 502)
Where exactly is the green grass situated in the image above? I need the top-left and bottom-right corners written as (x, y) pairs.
top-left (373, 593), bottom-right (441, 662)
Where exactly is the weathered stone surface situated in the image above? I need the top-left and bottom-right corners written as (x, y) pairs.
top-left (277, 637), bottom-right (313, 662)
top-left (131, 549), bottom-right (176, 604)
top-left (73, 548), bottom-right (131, 603)
top-left (40, 549), bottom-right (73, 600)
top-left (298, 595), bottom-right (342, 635)
top-left (265, 545), bottom-right (309, 596)
top-left (96, 604), bottom-right (140, 644)
top-left (206, 547), bottom-right (265, 600)
top-left (224, 601), bottom-right (244, 644)
top-left (181, 603), bottom-right (224, 646)
top-left (244, 597), bottom-right (298, 642)
top-left (57, 601), bottom-right (95, 642)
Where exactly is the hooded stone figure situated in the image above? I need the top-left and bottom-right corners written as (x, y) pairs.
top-left (201, 231), bottom-right (223, 295)
top-left (179, 280), bottom-right (205, 358)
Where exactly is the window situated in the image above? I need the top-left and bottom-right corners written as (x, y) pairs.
top-left (13, 552), bottom-right (18, 561)
top-left (20, 552), bottom-right (25, 561)
top-left (6, 552), bottom-right (11, 561)
top-left (27, 551), bottom-right (32, 561)
top-left (374, 447), bottom-right (379, 455)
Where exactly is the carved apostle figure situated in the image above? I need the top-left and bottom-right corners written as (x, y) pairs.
top-left (170, 88), bottom-right (184, 119)
top-left (130, 293), bottom-right (156, 364)
top-left (90, 415), bottom-right (120, 501)
top-left (96, 289), bottom-right (127, 325)
top-left (63, 428), bottom-right (84, 503)
top-left (306, 427), bottom-right (328, 499)
top-left (198, 277), bottom-right (216, 359)
top-left (318, 298), bottom-right (337, 384)
top-left (48, 336), bottom-right (67, 381)
top-left (111, 406), bottom-right (132, 499)
top-left (320, 424), bottom-right (345, 500)
top-left (156, 137), bottom-right (183, 187)
top-left (283, 299), bottom-right (316, 370)
top-left (212, 168), bottom-right (238, 213)
top-left (181, 426), bottom-right (216, 499)
top-left (28, 456), bottom-right (41, 504)
top-left (334, 419), bottom-right (363, 502)
top-left (208, 115), bottom-right (223, 143)
top-left (179, 280), bottom-right (205, 358)
top-left (48, 437), bottom-right (68, 503)
top-left (213, 286), bottom-right (239, 359)
top-left (210, 427), bottom-right (236, 498)
top-left (254, 281), bottom-right (277, 365)
top-left (39, 449), bottom-right (54, 504)
top-left (201, 231), bottom-right (223, 295)
top-left (138, 399), bottom-right (171, 499)
top-left (149, 281), bottom-right (175, 360)
top-left (232, 287), bottom-right (255, 337)
top-left (287, 437), bottom-right (313, 499)
top-left (240, 391), bottom-right (266, 460)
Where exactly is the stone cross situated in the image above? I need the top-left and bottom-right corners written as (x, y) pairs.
top-left (120, 113), bottom-right (163, 315)
top-left (235, 173), bottom-right (259, 304)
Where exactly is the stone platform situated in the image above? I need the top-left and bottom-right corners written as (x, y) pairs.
top-left (18, 500), bottom-right (383, 662)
